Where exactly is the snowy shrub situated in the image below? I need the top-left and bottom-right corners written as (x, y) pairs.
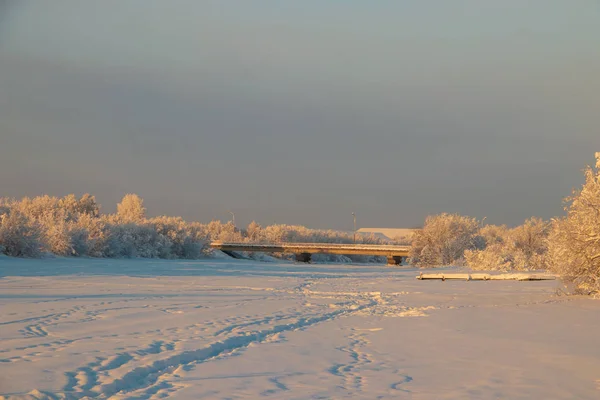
top-left (547, 153), bottom-right (600, 295)
top-left (463, 224), bottom-right (510, 270)
top-left (391, 233), bottom-right (413, 246)
top-left (246, 221), bottom-right (263, 242)
top-left (509, 217), bottom-right (550, 269)
top-left (465, 242), bottom-right (511, 271)
top-left (59, 193), bottom-right (100, 219)
top-left (203, 220), bottom-right (244, 243)
top-left (72, 214), bottom-right (107, 257)
top-left (255, 224), bottom-right (386, 246)
top-left (410, 213), bottom-right (481, 268)
top-left (68, 223), bottom-right (91, 257)
top-left (99, 216), bottom-right (207, 259)
top-left (44, 219), bottom-right (73, 256)
top-left (103, 223), bottom-right (167, 258)
top-left (0, 210), bottom-right (43, 257)
top-left (150, 216), bottom-right (207, 259)
top-left (478, 224), bottom-right (509, 246)
top-left (217, 222), bottom-right (244, 242)
top-left (117, 194), bottom-right (146, 223)
top-left (0, 194), bottom-right (209, 260)
top-left (465, 218), bottom-right (549, 271)
top-left (14, 195), bottom-right (60, 222)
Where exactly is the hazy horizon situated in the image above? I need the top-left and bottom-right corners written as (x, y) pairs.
top-left (1, 1), bottom-right (599, 230)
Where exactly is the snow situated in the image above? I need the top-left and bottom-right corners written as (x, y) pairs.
top-left (1, 257), bottom-right (600, 399)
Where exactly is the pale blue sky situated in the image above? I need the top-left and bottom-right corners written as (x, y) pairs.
top-left (1, 1), bottom-right (599, 229)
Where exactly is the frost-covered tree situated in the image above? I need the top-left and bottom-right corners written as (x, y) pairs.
top-left (77, 194), bottom-right (100, 218)
top-left (0, 210), bottom-right (42, 257)
top-left (44, 220), bottom-right (73, 256)
top-left (410, 213), bottom-right (481, 268)
top-left (150, 216), bottom-right (207, 259)
top-left (103, 222), bottom-right (170, 258)
top-left (202, 220), bottom-right (244, 243)
top-left (254, 224), bottom-right (386, 246)
top-left (465, 218), bottom-right (549, 271)
top-left (71, 214), bottom-right (106, 257)
top-left (217, 221), bottom-right (243, 242)
top-left (548, 153), bottom-right (600, 295)
top-left (58, 194), bottom-right (100, 219)
top-left (117, 194), bottom-right (146, 223)
top-left (510, 217), bottom-right (549, 269)
top-left (478, 224), bottom-right (509, 246)
top-left (246, 221), bottom-right (263, 242)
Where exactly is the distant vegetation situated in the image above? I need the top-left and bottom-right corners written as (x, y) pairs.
top-left (2, 153), bottom-right (599, 294)
top-left (410, 213), bottom-right (549, 272)
top-left (0, 194), bottom-right (387, 263)
top-left (0, 194), bottom-right (208, 259)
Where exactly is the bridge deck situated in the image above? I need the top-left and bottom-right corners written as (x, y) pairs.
top-left (210, 242), bottom-right (410, 257)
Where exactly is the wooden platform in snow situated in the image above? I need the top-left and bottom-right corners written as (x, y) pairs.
top-left (416, 272), bottom-right (557, 281)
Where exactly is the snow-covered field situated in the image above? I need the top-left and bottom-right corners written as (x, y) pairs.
top-left (1, 257), bottom-right (600, 399)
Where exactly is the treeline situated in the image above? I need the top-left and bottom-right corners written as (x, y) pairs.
top-left (0, 194), bottom-right (208, 259)
top-left (410, 153), bottom-right (600, 295)
top-left (0, 194), bottom-right (386, 261)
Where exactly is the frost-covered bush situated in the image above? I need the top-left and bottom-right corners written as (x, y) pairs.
top-left (44, 220), bottom-right (73, 256)
top-left (246, 221), bottom-right (263, 242)
top-left (509, 217), bottom-right (550, 269)
top-left (0, 210), bottom-right (43, 257)
top-left (547, 153), bottom-right (600, 295)
top-left (103, 222), bottom-right (171, 258)
top-left (203, 220), bottom-right (244, 243)
top-left (117, 194), bottom-right (146, 223)
top-left (465, 218), bottom-right (549, 271)
top-left (72, 214), bottom-right (106, 257)
top-left (252, 224), bottom-right (385, 246)
top-left (100, 213), bottom-right (208, 259)
top-left (391, 233), bottom-right (413, 246)
top-left (150, 216), bottom-right (207, 259)
top-left (0, 194), bottom-right (209, 260)
top-left (4, 194), bottom-right (106, 257)
top-left (58, 193), bottom-right (100, 220)
top-left (478, 224), bottom-right (509, 246)
top-left (410, 213), bottom-right (481, 268)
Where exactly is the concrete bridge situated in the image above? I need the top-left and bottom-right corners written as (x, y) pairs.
top-left (210, 242), bottom-right (411, 265)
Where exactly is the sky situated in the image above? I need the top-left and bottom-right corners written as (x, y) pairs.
top-left (0, 1), bottom-right (599, 230)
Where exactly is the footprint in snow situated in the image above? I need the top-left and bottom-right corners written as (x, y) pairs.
top-left (391, 375), bottom-right (413, 392)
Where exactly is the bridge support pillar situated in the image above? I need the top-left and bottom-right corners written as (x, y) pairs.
top-left (295, 253), bottom-right (312, 263)
top-left (387, 256), bottom-right (404, 266)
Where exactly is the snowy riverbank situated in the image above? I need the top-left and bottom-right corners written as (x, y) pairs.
top-left (1, 257), bottom-right (599, 399)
